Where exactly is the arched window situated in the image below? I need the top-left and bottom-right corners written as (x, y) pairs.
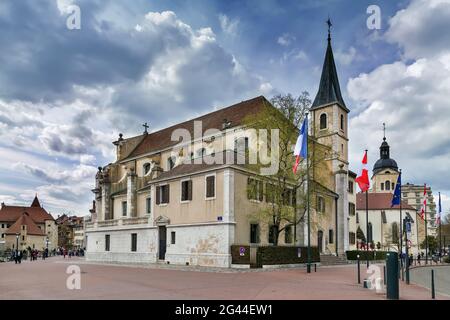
top-left (385, 180), bottom-right (390, 191)
top-left (340, 114), bottom-right (344, 130)
top-left (143, 163), bottom-right (151, 175)
top-left (167, 156), bottom-right (176, 170)
top-left (320, 113), bottom-right (327, 130)
top-left (392, 222), bottom-right (399, 244)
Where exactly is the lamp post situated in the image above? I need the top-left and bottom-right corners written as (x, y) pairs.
top-left (403, 216), bottom-right (411, 285)
top-left (15, 233), bottom-right (19, 252)
top-left (46, 237), bottom-right (49, 258)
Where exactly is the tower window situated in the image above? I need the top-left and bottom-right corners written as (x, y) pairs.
top-left (340, 114), bottom-right (344, 130)
top-left (385, 180), bottom-right (390, 191)
top-left (381, 183), bottom-right (384, 191)
top-left (143, 163), bottom-right (151, 175)
top-left (320, 113), bottom-right (327, 130)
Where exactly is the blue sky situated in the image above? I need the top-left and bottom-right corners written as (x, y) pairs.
top-left (0, 0), bottom-right (449, 218)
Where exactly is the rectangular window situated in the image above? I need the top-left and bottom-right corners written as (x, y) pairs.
top-left (349, 203), bottom-right (356, 216)
top-left (381, 183), bottom-right (384, 191)
top-left (265, 183), bottom-right (275, 203)
top-left (247, 178), bottom-right (263, 201)
top-left (349, 232), bottom-right (356, 245)
top-left (156, 185), bottom-right (170, 204)
top-left (105, 235), bottom-right (110, 252)
top-left (1, 224), bottom-right (4, 228)
top-left (250, 224), bottom-right (260, 244)
top-left (146, 197), bottom-right (151, 214)
top-left (181, 180), bottom-right (193, 201)
top-left (282, 189), bottom-right (294, 207)
top-left (284, 225), bottom-right (292, 244)
top-left (122, 201), bottom-right (127, 216)
top-left (268, 225), bottom-right (277, 244)
top-left (131, 233), bottom-right (137, 252)
top-left (22, 225), bottom-right (25, 230)
top-left (381, 210), bottom-right (387, 224)
top-left (356, 212), bottom-right (359, 224)
top-left (317, 196), bottom-right (325, 213)
top-left (171, 231), bottom-right (176, 245)
top-left (22, 235), bottom-right (25, 241)
top-left (1, 233), bottom-right (4, 238)
top-left (206, 175), bottom-right (215, 199)
top-left (328, 229), bottom-right (334, 244)
top-left (348, 181), bottom-right (354, 194)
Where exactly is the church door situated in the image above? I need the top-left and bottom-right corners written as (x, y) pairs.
top-left (318, 230), bottom-right (323, 253)
top-left (158, 226), bottom-right (167, 260)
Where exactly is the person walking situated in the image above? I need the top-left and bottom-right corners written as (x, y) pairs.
top-left (417, 253), bottom-right (421, 265)
top-left (14, 250), bottom-right (18, 264)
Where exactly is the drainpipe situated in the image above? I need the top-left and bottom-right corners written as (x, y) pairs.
top-left (335, 197), bottom-right (338, 256)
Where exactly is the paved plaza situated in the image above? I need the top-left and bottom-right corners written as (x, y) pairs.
top-left (0, 257), bottom-right (448, 300)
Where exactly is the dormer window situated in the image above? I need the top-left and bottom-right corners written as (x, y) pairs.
top-left (167, 156), bottom-right (176, 170)
top-left (143, 163), bottom-right (151, 175)
top-left (340, 114), bottom-right (344, 131)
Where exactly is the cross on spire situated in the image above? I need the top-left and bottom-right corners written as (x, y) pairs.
top-left (143, 122), bottom-right (149, 134)
top-left (383, 122), bottom-right (386, 141)
top-left (326, 17), bottom-right (332, 42)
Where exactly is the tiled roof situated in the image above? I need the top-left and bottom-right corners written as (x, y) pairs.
top-left (124, 96), bottom-right (269, 160)
top-left (5, 212), bottom-right (46, 236)
top-left (0, 205), bottom-right (54, 223)
top-left (356, 193), bottom-right (416, 211)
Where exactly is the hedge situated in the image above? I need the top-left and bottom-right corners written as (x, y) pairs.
top-left (231, 245), bottom-right (320, 266)
top-left (346, 250), bottom-right (389, 261)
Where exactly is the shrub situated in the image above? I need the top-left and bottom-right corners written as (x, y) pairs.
top-left (346, 250), bottom-right (389, 261)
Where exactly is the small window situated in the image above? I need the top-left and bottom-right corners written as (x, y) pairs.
top-left (381, 183), bottom-right (385, 191)
top-left (349, 203), bottom-right (355, 216)
top-left (285, 225), bottom-right (293, 244)
top-left (385, 181), bottom-right (390, 191)
top-left (247, 178), bottom-right (263, 201)
top-left (131, 233), bottom-right (137, 252)
top-left (268, 225), bottom-right (277, 244)
top-left (181, 180), bottom-right (193, 201)
top-left (1, 224), bottom-right (4, 228)
top-left (265, 183), bottom-right (275, 203)
top-left (171, 231), bottom-right (176, 245)
top-left (356, 212), bottom-right (359, 224)
top-left (22, 225), bottom-right (25, 230)
top-left (143, 163), bottom-right (151, 175)
top-left (349, 232), bottom-right (356, 245)
top-left (122, 201), bottom-right (127, 216)
top-left (1, 233), bottom-right (4, 238)
top-left (156, 185), bottom-right (170, 205)
top-left (206, 175), bottom-right (215, 199)
top-left (320, 113), bottom-right (327, 130)
top-left (329, 229), bottom-right (334, 244)
top-left (146, 197), bottom-right (151, 214)
top-left (392, 182), bottom-right (395, 190)
top-left (317, 196), bottom-right (325, 213)
top-left (340, 114), bottom-right (344, 130)
top-left (250, 224), bottom-right (260, 243)
top-left (105, 235), bottom-right (110, 252)
top-left (167, 156), bottom-right (176, 170)
top-left (348, 181), bottom-right (354, 194)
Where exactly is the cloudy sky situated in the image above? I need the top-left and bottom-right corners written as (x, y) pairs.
top-left (0, 0), bottom-right (449, 218)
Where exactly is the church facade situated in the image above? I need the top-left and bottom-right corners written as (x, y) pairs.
top-left (85, 29), bottom-right (355, 267)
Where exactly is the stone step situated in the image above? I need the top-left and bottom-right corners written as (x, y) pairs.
top-left (319, 255), bottom-right (349, 265)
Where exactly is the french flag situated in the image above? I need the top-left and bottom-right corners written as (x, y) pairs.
top-left (293, 115), bottom-right (308, 174)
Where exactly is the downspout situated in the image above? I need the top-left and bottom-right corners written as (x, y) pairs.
top-left (335, 197), bottom-right (338, 256)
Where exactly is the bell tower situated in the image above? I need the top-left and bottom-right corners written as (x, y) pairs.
top-left (310, 19), bottom-right (350, 255)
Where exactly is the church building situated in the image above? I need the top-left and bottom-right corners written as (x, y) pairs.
top-left (85, 26), bottom-right (355, 267)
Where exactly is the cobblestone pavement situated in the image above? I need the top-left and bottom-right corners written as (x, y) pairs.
top-left (0, 257), bottom-right (448, 300)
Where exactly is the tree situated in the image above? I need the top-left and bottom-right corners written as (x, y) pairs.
top-left (356, 226), bottom-right (366, 243)
top-left (243, 93), bottom-right (335, 245)
top-left (420, 235), bottom-right (438, 252)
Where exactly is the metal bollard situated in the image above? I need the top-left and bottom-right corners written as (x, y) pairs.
top-left (314, 263), bottom-right (317, 272)
top-left (431, 269), bottom-right (435, 299)
top-left (357, 255), bottom-right (361, 284)
top-left (383, 265), bottom-right (386, 285)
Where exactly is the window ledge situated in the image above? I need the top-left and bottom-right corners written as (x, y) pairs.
top-left (205, 197), bottom-right (216, 201)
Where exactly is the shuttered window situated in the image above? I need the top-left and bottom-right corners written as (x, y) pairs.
top-left (181, 180), bottom-right (193, 201)
top-left (206, 175), bottom-right (215, 198)
top-left (156, 185), bottom-right (170, 205)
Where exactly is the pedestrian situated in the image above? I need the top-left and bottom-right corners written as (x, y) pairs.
top-left (14, 250), bottom-right (18, 264)
top-left (17, 250), bottom-right (22, 264)
top-left (409, 254), bottom-right (413, 266)
top-left (417, 253), bottom-right (421, 265)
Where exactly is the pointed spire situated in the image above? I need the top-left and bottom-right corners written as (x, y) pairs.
top-left (31, 194), bottom-right (41, 208)
top-left (311, 19), bottom-right (348, 112)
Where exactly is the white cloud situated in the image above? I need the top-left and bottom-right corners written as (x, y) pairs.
top-left (219, 14), bottom-right (239, 36)
top-left (348, 0), bottom-right (450, 213)
top-left (335, 47), bottom-right (358, 66)
top-left (277, 33), bottom-right (296, 46)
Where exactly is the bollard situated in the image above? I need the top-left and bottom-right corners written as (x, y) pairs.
top-left (357, 255), bottom-right (361, 284)
top-left (314, 263), bottom-right (317, 272)
top-left (386, 252), bottom-right (399, 300)
top-left (431, 269), bottom-right (435, 299)
top-left (383, 265), bottom-right (386, 285)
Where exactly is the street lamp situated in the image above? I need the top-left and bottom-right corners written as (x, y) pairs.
top-left (403, 216), bottom-right (412, 285)
top-left (46, 237), bottom-right (49, 258)
top-left (15, 233), bottom-right (19, 252)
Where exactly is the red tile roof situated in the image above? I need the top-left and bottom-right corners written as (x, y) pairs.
top-left (5, 212), bottom-right (46, 236)
top-left (0, 197), bottom-right (54, 223)
top-left (124, 96), bottom-right (269, 160)
top-left (356, 193), bottom-right (416, 211)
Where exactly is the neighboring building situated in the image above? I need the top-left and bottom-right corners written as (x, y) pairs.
top-left (402, 183), bottom-right (437, 237)
top-left (355, 193), bottom-right (420, 254)
top-left (56, 214), bottom-right (85, 249)
top-left (85, 28), bottom-right (355, 267)
top-left (0, 196), bottom-right (57, 251)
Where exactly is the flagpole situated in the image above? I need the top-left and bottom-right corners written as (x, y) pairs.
top-left (306, 113), bottom-right (311, 274)
top-left (439, 192), bottom-right (442, 260)
top-left (365, 150), bottom-right (369, 268)
top-left (399, 169), bottom-right (403, 278)
top-left (425, 184), bottom-right (428, 265)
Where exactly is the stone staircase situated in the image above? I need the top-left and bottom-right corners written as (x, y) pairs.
top-left (319, 254), bottom-right (349, 266)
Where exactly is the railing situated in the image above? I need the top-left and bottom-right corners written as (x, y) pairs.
top-left (97, 220), bottom-right (119, 227)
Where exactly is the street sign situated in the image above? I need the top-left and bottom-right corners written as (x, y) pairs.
top-left (239, 247), bottom-right (245, 256)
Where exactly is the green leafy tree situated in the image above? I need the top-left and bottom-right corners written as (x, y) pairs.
top-left (420, 235), bottom-right (438, 252)
top-left (244, 92), bottom-right (337, 245)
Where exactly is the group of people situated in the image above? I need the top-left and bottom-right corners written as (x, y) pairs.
top-left (56, 247), bottom-right (85, 258)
